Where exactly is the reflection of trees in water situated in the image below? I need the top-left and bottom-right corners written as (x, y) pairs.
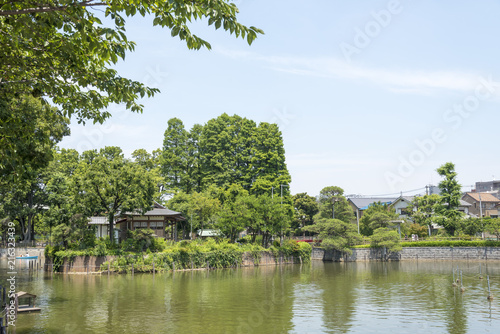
top-left (446, 288), bottom-right (467, 334)
top-left (12, 260), bottom-right (500, 333)
top-left (315, 262), bottom-right (357, 333)
top-left (312, 261), bottom-right (471, 334)
top-left (165, 266), bottom-right (297, 334)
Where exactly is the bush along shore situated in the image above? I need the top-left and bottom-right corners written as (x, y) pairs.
top-left (45, 238), bottom-right (312, 274)
top-left (353, 240), bottom-right (500, 249)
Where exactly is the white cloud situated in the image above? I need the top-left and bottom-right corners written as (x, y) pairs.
top-left (217, 48), bottom-right (485, 94)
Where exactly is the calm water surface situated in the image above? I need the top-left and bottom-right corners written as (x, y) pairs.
top-left (2, 260), bottom-right (500, 333)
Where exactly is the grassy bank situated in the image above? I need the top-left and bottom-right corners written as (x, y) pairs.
top-left (45, 239), bottom-right (312, 273)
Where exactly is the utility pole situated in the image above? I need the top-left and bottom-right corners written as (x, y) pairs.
top-left (280, 184), bottom-right (288, 205)
top-left (280, 184), bottom-right (289, 245)
top-left (479, 192), bottom-right (484, 239)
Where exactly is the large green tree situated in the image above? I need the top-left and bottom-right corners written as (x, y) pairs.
top-left (435, 162), bottom-right (462, 235)
top-left (74, 146), bottom-right (157, 241)
top-left (407, 194), bottom-right (441, 236)
top-left (316, 186), bottom-right (354, 224)
top-left (0, 96), bottom-right (69, 241)
top-left (359, 202), bottom-right (398, 236)
top-left (486, 218), bottom-right (500, 241)
top-left (161, 114), bottom-right (291, 194)
top-left (216, 191), bottom-right (252, 242)
top-left (161, 118), bottom-right (188, 192)
top-left (303, 218), bottom-right (361, 255)
top-left (40, 149), bottom-right (95, 246)
top-left (0, 0), bottom-right (263, 123)
top-left (200, 114), bottom-right (256, 189)
top-left (292, 192), bottom-right (319, 234)
top-left (0, 95), bottom-right (69, 179)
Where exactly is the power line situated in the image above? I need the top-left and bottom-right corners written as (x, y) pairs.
top-left (347, 187), bottom-right (426, 198)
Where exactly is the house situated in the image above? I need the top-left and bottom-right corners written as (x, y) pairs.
top-left (462, 192), bottom-right (500, 218)
top-left (347, 197), bottom-right (396, 233)
top-left (88, 216), bottom-right (118, 240)
top-left (116, 202), bottom-right (186, 241)
top-left (389, 195), bottom-right (473, 219)
top-left (389, 196), bottom-right (415, 217)
top-left (475, 180), bottom-right (500, 199)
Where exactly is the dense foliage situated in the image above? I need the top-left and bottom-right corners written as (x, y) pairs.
top-left (359, 202), bottom-right (398, 236)
top-left (161, 114), bottom-right (291, 194)
top-left (44, 238), bottom-right (312, 273)
top-left (0, 0), bottom-right (262, 123)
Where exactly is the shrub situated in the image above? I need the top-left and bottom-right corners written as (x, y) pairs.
top-left (370, 228), bottom-right (402, 252)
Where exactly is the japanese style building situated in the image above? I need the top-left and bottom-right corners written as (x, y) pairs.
top-left (116, 202), bottom-right (185, 241)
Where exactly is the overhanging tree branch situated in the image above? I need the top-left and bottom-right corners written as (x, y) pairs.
top-left (0, 1), bottom-right (106, 16)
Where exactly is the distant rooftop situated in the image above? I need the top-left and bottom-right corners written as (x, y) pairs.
top-left (348, 197), bottom-right (396, 210)
top-left (122, 202), bottom-right (185, 220)
top-left (464, 192), bottom-right (500, 203)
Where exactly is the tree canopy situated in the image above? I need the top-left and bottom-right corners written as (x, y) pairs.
top-left (161, 114), bottom-right (291, 194)
top-left (316, 186), bottom-right (354, 223)
top-left (303, 217), bottom-right (361, 255)
top-left (0, 0), bottom-right (263, 123)
top-left (74, 146), bottom-right (158, 241)
top-left (359, 202), bottom-right (398, 236)
top-left (0, 95), bottom-right (69, 179)
top-left (435, 162), bottom-right (462, 235)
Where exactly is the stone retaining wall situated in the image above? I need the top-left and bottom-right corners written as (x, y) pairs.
top-left (47, 252), bottom-right (304, 273)
top-left (45, 256), bottom-right (117, 273)
top-left (313, 247), bottom-right (500, 262)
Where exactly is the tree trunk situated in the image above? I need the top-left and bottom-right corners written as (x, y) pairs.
top-left (108, 214), bottom-right (114, 243)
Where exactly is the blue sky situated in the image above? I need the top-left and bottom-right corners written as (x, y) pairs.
top-left (59, 0), bottom-right (500, 197)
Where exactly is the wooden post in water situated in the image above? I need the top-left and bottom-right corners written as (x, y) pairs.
top-left (206, 260), bottom-right (209, 270)
top-left (153, 260), bottom-right (155, 276)
top-left (14, 294), bottom-right (18, 321)
top-left (172, 262), bottom-right (175, 272)
top-left (487, 275), bottom-right (493, 300)
top-left (108, 263), bottom-right (110, 276)
top-left (131, 264), bottom-right (134, 275)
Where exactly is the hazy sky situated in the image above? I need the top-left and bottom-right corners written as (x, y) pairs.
top-left (59, 0), bottom-right (500, 197)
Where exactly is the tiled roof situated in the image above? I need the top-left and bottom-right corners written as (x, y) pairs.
top-left (464, 192), bottom-right (500, 203)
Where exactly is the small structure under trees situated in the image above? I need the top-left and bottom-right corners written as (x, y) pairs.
top-left (117, 203), bottom-right (185, 241)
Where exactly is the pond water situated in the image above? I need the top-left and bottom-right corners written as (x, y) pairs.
top-left (1, 259), bottom-right (500, 333)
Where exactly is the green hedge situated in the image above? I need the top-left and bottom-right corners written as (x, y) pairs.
top-left (353, 240), bottom-right (500, 249)
top-left (400, 240), bottom-right (500, 248)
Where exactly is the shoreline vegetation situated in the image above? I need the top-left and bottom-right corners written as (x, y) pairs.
top-left (45, 238), bottom-right (313, 274)
top-left (43, 238), bottom-right (500, 274)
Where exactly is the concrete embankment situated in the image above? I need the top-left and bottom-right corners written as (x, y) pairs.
top-left (312, 246), bottom-right (500, 262)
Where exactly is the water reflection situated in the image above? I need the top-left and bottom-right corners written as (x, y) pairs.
top-left (1, 260), bottom-right (499, 333)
